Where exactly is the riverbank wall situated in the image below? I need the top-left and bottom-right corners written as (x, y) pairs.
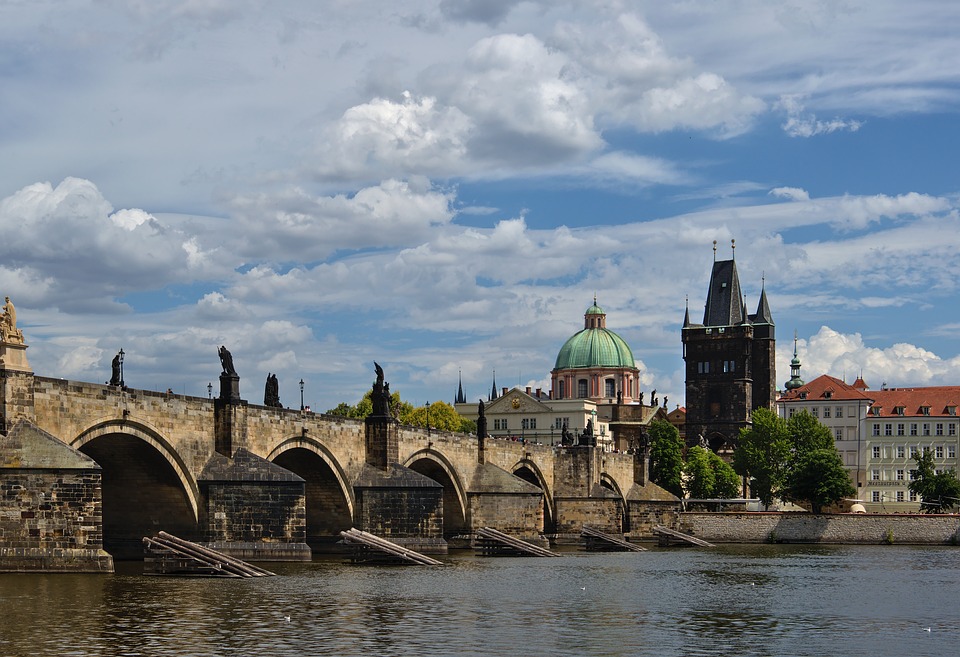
top-left (680, 512), bottom-right (960, 545)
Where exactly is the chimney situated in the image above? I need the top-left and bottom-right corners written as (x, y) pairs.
top-left (526, 386), bottom-right (531, 394)
top-left (536, 388), bottom-right (542, 399)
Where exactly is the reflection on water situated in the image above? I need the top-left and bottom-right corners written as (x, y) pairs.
top-left (3, 545), bottom-right (960, 657)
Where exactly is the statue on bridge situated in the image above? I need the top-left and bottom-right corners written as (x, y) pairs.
top-left (578, 418), bottom-right (596, 447)
top-left (561, 419), bottom-right (572, 446)
top-left (218, 346), bottom-right (237, 376)
top-left (109, 352), bottom-right (123, 387)
top-left (476, 399), bottom-right (487, 439)
top-left (372, 361), bottom-right (391, 417)
top-left (1, 296), bottom-right (23, 344)
top-left (264, 373), bottom-right (281, 407)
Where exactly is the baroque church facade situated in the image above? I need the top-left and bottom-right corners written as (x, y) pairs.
top-left (682, 242), bottom-right (776, 451)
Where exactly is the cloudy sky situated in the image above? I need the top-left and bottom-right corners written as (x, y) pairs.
top-left (3, 0), bottom-right (960, 412)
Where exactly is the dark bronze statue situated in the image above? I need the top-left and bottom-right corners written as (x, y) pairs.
top-left (372, 361), bottom-right (391, 417)
top-left (109, 353), bottom-right (122, 386)
top-left (561, 419), bottom-right (572, 446)
top-left (264, 373), bottom-right (281, 407)
top-left (218, 345), bottom-right (236, 376)
top-left (476, 399), bottom-right (487, 439)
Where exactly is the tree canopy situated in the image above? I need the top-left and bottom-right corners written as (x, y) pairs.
top-left (733, 408), bottom-right (852, 512)
top-left (909, 448), bottom-right (960, 513)
top-left (326, 391), bottom-right (475, 434)
top-left (684, 445), bottom-right (741, 499)
top-left (648, 419), bottom-right (684, 498)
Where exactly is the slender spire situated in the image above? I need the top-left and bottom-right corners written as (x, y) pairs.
top-left (731, 238), bottom-right (735, 259)
top-left (489, 370), bottom-right (498, 401)
top-left (682, 295), bottom-right (691, 328)
top-left (785, 330), bottom-right (804, 391)
top-left (455, 369), bottom-right (466, 404)
top-left (755, 281), bottom-right (774, 325)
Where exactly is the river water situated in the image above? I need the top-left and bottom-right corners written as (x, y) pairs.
top-left (2, 544), bottom-right (958, 657)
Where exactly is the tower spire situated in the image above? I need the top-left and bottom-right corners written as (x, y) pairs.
top-left (785, 330), bottom-right (804, 391)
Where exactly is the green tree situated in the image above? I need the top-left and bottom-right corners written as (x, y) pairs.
top-left (683, 446), bottom-right (715, 499)
top-left (684, 446), bottom-right (742, 499)
top-left (325, 402), bottom-right (356, 417)
top-left (405, 400), bottom-right (470, 432)
top-left (732, 408), bottom-right (791, 509)
top-left (785, 410), bottom-right (833, 461)
top-left (787, 448), bottom-right (855, 513)
top-left (909, 448), bottom-right (960, 513)
top-left (648, 419), bottom-right (684, 498)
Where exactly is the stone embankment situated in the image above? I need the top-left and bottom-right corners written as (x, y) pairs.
top-left (681, 512), bottom-right (960, 545)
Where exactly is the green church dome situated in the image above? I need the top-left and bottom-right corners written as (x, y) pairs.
top-left (554, 327), bottom-right (636, 370)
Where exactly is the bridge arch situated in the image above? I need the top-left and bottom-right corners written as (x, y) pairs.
top-left (599, 473), bottom-right (628, 533)
top-left (403, 449), bottom-right (468, 538)
top-left (267, 437), bottom-right (355, 552)
top-left (72, 419), bottom-right (199, 559)
top-left (512, 458), bottom-right (554, 533)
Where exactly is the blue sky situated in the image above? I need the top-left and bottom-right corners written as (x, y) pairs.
top-left (3, 1), bottom-right (960, 412)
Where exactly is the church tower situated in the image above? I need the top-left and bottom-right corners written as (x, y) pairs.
top-left (682, 240), bottom-right (776, 451)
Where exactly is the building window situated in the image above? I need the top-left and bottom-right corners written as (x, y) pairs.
top-left (788, 408), bottom-right (796, 417)
top-left (577, 379), bottom-right (588, 398)
top-left (872, 425), bottom-right (880, 437)
top-left (896, 491), bottom-right (905, 502)
top-left (910, 445), bottom-right (919, 458)
top-left (605, 379), bottom-right (615, 398)
top-left (835, 406), bottom-right (843, 418)
top-left (884, 424), bottom-right (893, 436)
top-left (558, 380), bottom-right (565, 400)
top-left (950, 445), bottom-right (957, 459)
top-left (910, 424), bottom-right (918, 436)
top-left (494, 419), bottom-right (507, 430)
top-left (922, 406), bottom-right (931, 416)
top-left (872, 445), bottom-right (881, 459)
top-left (835, 428), bottom-right (843, 441)
top-left (872, 406), bottom-right (881, 416)
top-left (923, 423), bottom-right (931, 436)
top-left (897, 424), bottom-right (905, 436)
top-left (936, 423), bottom-right (944, 436)
top-left (910, 491), bottom-right (918, 502)
top-left (698, 361), bottom-right (710, 374)
top-left (812, 407), bottom-right (819, 418)
top-left (950, 424), bottom-right (957, 437)
top-left (521, 418), bottom-right (537, 430)
top-left (936, 445), bottom-right (944, 459)
top-left (896, 469), bottom-right (905, 481)
top-left (895, 406), bottom-right (905, 416)
top-left (897, 445), bottom-right (905, 458)
top-left (823, 406), bottom-right (831, 418)
top-left (872, 469), bottom-right (881, 481)
top-left (872, 491), bottom-right (881, 503)
top-left (949, 406), bottom-right (957, 416)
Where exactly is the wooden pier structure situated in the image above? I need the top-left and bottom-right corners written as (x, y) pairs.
top-left (474, 527), bottom-right (560, 557)
top-left (652, 525), bottom-right (716, 548)
top-left (580, 525), bottom-right (647, 551)
top-left (143, 532), bottom-right (276, 577)
top-left (339, 528), bottom-right (444, 565)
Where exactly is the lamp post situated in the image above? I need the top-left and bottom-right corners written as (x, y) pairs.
top-left (207, 382), bottom-right (212, 399)
top-left (299, 379), bottom-right (305, 412)
top-left (118, 348), bottom-right (125, 387)
top-left (426, 402), bottom-right (431, 436)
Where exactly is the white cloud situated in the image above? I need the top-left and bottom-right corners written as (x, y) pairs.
top-left (778, 94), bottom-right (862, 137)
top-left (770, 187), bottom-right (810, 202)
top-left (788, 326), bottom-right (960, 389)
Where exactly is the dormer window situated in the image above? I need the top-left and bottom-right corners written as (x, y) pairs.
top-left (799, 392), bottom-right (807, 400)
top-left (824, 391), bottom-right (833, 399)
top-left (948, 406), bottom-right (957, 416)
top-left (872, 406), bottom-right (882, 416)
top-left (895, 406), bottom-right (905, 416)
top-left (921, 406), bottom-right (931, 416)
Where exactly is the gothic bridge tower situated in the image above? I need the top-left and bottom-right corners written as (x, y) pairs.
top-left (682, 240), bottom-right (775, 452)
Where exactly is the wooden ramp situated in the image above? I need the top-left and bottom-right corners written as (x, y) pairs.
top-left (475, 527), bottom-right (560, 557)
top-left (143, 532), bottom-right (276, 578)
top-left (580, 525), bottom-right (647, 552)
top-left (339, 528), bottom-right (444, 566)
top-left (652, 525), bottom-right (716, 548)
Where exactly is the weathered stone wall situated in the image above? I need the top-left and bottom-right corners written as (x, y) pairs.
top-left (0, 469), bottom-right (113, 572)
top-left (681, 512), bottom-right (960, 544)
top-left (354, 486), bottom-right (444, 551)
top-left (628, 500), bottom-right (681, 537)
top-left (467, 492), bottom-right (543, 537)
top-left (555, 496), bottom-right (623, 537)
top-left (202, 482), bottom-right (306, 544)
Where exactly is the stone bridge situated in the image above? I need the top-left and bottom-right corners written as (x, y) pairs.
top-left (0, 345), bottom-right (678, 571)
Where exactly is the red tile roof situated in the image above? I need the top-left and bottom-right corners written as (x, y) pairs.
top-left (867, 387), bottom-right (960, 418)
top-left (779, 374), bottom-right (873, 402)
